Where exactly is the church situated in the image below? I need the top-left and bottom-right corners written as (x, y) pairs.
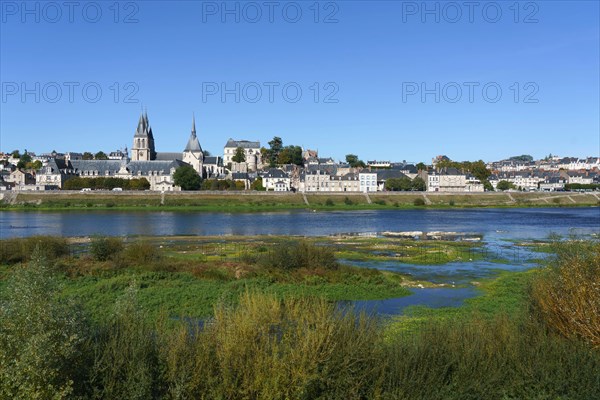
top-left (36, 112), bottom-right (224, 191)
top-left (130, 111), bottom-right (223, 179)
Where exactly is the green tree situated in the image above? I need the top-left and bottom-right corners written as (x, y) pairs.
top-left (232, 147), bottom-right (246, 163)
top-left (278, 145), bottom-right (303, 166)
top-left (385, 177), bottom-right (412, 191)
top-left (416, 162), bottom-right (427, 171)
top-left (16, 152), bottom-right (32, 169)
top-left (0, 249), bottom-right (89, 399)
top-left (173, 165), bottom-right (202, 190)
top-left (251, 177), bottom-right (265, 191)
top-left (82, 152), bottom-right (94, 160)
top-left (509, 155), bottom-right (533, 162)
top-left (10, 150), bottom-right (21, 158)
top-left (267, 137), bottom-right (283, 167)
top-left (496, 180), bottom-right (515, 191)
top-left (95, 151), bottom-right (109, 160)
top-left (25, 160), bottom-right (43, 170)
top-left (411, 177), bottom-right (426, 191)
top-left (345, 154), bottom-right (366, 168)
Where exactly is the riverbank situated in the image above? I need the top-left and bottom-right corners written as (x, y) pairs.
top-left (2, 237), bottom-right (598, 399)
top-left (1, 190), bottom-right (598, 211)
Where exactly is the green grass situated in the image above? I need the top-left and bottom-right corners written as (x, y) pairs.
top-left (3, 191), bottom-right (598, 211)
top-left (387, 270), bottom-right (535, 336)
top-left (58, 268), bottom-right (410, 323)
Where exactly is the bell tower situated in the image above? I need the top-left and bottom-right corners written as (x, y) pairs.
top-left (182, 114), bottom-right (204, 175)
top-left (132, 110), bottom-right (156, 161)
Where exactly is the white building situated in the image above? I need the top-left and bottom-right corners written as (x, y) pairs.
top-left (359, 172), bottom-right (377, 192)
top-left (427, 168), bottom-right (467, 192)
top-left (223, 139), bottom-right (262, 171)
top-left (263, 168), bottom-right (291, 191)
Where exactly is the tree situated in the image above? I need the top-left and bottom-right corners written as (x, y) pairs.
top-left (509, 155), bottom-right (533, 162)
top-left (25, 160), bottom-right (43, 170)
top-left (232, 147), bottom-right (246, 163)
top-left (278, 146), bottom-right (303, 166)
top-left (411, 177), bottom-right (426, 191)
top-left (267, 137), bottom-right (283, 167)
top-left (82, 152), bottom-right (94, 160)
top-left (251, 177), bottom-right (265, 191)
top-left (0, 249), bottom-right (89, 399)
top-left (16, 152), bottom-right (32, 169)
top-left (95, 151), bottom-right (109, 160)
top-left (173, 165), bottom-right (201, 190)
top-left (345, 154), bottom-right (366, 168)
top-left (416, 162), bottom-right (427, 171)
top-left (496, 180), bottom-right (515, 191)
top-left (10, 150), bottom-right (20, 159)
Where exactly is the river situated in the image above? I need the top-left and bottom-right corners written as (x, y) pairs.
top-left (2, 207), bottom-right (598, 315)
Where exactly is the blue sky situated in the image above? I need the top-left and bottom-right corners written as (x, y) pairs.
top-left (1, 0), bottom-right (599, 163)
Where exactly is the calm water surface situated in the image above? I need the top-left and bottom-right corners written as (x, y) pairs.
top-left (2, 207), bottom-right (598, 315)
top-left (1, 207), bottom-right (598, 239)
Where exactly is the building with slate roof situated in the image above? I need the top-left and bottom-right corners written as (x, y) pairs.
top-left (35, 112), bottom-right (224, 191)
top-left (223, 139), bottom-right (262, 171)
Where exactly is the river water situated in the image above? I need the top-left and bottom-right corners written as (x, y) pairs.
top-left (1, 207), bottom-right (598, 239)
top-left (1, 207), bottom-right (598, 315)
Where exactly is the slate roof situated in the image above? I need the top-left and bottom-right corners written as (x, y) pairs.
top-left (184, 116), bottom-right (203, 152)
top-left (127, 160), bottom-right (186, 175)
top-left (70, 160), bottom-right (121, 174)
top-left (155, 152), bottom-right (182, 161)
top-left (376, 170), bottom-right (408, 180)
top-left (225, 139), bottom-right (260, 149)
top-left (265, 168), bottom-right (289, 179)
top-left (204, 156), bottom-right (222, 166)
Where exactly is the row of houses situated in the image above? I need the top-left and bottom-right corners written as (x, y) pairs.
top-left (487, 157), bottom-right (600, 173)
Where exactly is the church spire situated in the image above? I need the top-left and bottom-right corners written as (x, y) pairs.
top-left (184, 113), bottom-right (202, 152)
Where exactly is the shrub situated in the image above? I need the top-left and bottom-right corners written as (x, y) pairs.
top-left (530, 240), bottom-right (600, 348)
top-left (199, 292), bottom-right (382, 399)
top-left (374, 199), bottom-right (386, 205)
top-left (91, 283), bottom-right (159, 399)
top-left (413, 197), bottom-right (426, 206)
top-left (325, 198), bottom-right (335, 206)
top-left (344, 196), bottom-right (354, 205)
top-left (258, 241), bottom-right (338, 271)
top-left (123, 241), bottom-right (162, 266)
top-left (0, 250), bottom-right (89, 399)
top-left (449, 200), bottom-right (455, 206)
top-left (90, 236), bottom-right (124, 261)
top-left (0, 236), bottom-right (69, 264)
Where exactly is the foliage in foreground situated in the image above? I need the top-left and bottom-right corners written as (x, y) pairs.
top-left (531, 239), bottom-right (600, 348)
top-left (1, 251), bottom-right (600, 399)
top-left (0, 250), bottom-right (89, 399)
top-left (63, 177), bottom-right (150, 190)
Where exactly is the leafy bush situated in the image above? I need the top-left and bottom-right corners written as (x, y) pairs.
top-left (257, 241), bottom-right (338, 271)
top-left (63, 177), bottom-right (150, 190)
top-left (0, 250), bottom-right (89, 399)
top-left (325, 198), bottom-right (335, 206)
top-left (413, 198), bottom-right (426, 206)
top-left (0, 236), bottom-right (69, 264)
top-left (91, 283), bottom-right (159, 399)
top-left (90, 236), bottom-right (124, 261)
top-left (344, 196), bottom-right (354, 205)
top-left (123, 242), bottom-right (163, 265)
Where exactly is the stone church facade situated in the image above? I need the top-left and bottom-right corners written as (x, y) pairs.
top-left (36, 112), bottom-right (224, 191)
